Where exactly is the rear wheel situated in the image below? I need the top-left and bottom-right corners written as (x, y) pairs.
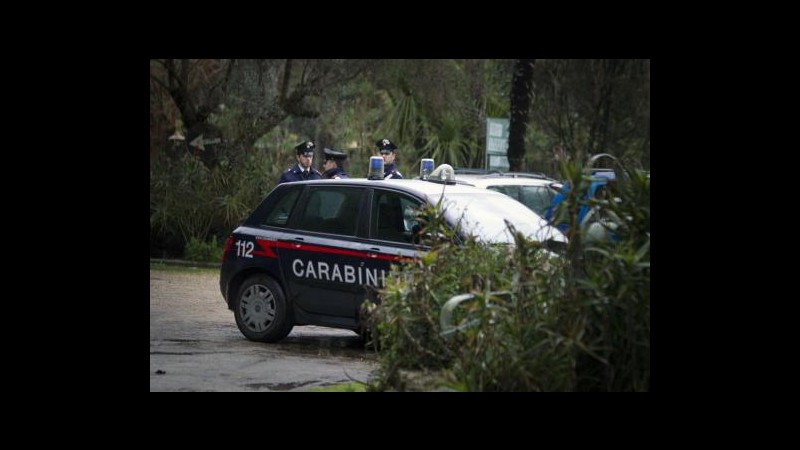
top-left (233, 275), bottom-right (293, 342)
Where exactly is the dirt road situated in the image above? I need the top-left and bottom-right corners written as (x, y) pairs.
top-left (149, 267), bottom-right (378, 392)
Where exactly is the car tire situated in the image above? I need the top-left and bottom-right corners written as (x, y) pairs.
top-left (233, 275), bottom-right (294, 342)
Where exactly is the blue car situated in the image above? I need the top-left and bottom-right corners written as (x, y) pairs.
top-left (545, 170), bottom-right (616, 236)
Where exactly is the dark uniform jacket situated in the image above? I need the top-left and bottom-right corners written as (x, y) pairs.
top-left (383, 164), bottom-right (403, 179)
top-left (278, 164), bottom-right (322, 184)
top-left (323, 167), bottom-right (349, 179)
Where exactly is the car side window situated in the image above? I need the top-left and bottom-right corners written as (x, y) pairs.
top-left (262, 188), bottom-right (301, 227)
top-left (487, 185), bottom-right (519, 200)
top-left (372, 190), bottom-right (420, 243)
top-left (520, 186), bottom-right (556, 217)
top-left (294, 187), bottom-right (362, 236)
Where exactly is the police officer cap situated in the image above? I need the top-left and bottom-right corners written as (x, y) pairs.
top-left (323, 147), bottom-right (347, 161)
top-left (295, 140), bottom-right (316, 156)
top-left (376, 138), bottom-right (397, 153)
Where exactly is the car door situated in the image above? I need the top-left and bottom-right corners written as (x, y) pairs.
top-left (276, 185), bottom-right (368, 319)
top-left (362, 188), bottom-right (423, 276)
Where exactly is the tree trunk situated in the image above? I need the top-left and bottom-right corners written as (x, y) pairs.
top-left (508, 59), bottom-right (535, 172)
top-left (587, 59), bottom-right (619, 156)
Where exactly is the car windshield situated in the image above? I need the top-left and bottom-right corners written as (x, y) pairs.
top-left (430, 192), bottom-right (565, 244)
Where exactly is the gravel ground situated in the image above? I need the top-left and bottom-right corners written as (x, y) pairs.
top-left (149, 267), bottom-right (378, 392)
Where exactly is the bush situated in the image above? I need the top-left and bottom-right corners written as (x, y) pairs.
top-left (366, 161), bottom-right (649, 392)
top-left (184, 235), bottom-right (222, 262)
top-left (365, 204), bottom-right (571, 391)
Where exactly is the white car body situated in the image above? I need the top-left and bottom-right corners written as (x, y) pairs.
top-left (455, 174), bottom-right (559, 218)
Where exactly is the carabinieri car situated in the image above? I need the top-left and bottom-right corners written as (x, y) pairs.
top-left (220, 172), bottom-right (567, 343)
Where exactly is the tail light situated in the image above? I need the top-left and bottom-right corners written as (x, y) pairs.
top-left (221, 235), bottom-right (235, 262)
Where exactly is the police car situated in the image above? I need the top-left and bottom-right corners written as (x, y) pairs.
top-left (219, 163), bottom-right (567, 343)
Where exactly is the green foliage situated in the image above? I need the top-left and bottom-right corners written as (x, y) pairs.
top-left (421, 112), bottom-right (477, 168)
top-left (575, 237), bottom-right (650, 391)
top-left (375, 93), bottom-right (422, 153)
top-left (306, 382), bottom-right (367, 392)
top-left (150, 153), bottom-right (217, 247)
top-left (316, 79), bottom-right (393, 173)
top-left (150, 262), bottom-right (219, 274)
top-left (365, 60), bottom-right (517, 175)
top-left (208, 106), bottom-right (258, 147)
top-left (483, 59), bottom-right (515, 118)
top-left (365, 203), bottom-right (568, 391)
top-left (366, 158), bottom-right (650, 391)
top-left (572, 161), bottom-right (650, 391)
top-left (184, 235), bottom-right (223, 262)
top-left (150, 147), bottom-right (276, 258)
top-left (446, 234), bottom-right (576, 392)
top-left (524, 121), bottom-right (559, 174)
top-left (151, 100), bottom-right (319, 259)
top-left (530, 59), bottom-right (650, 169)
top-left (153, 59), bottom-right (649, 177)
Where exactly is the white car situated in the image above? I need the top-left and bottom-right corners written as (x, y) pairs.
top-left (455, 173), bottom-right (559, 218)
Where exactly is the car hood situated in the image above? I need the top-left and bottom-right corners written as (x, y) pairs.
top-left (431, 192), bottom-right (567, 245)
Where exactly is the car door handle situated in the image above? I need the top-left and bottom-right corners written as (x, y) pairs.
top-left (277, 237), bottom-right (304, 248)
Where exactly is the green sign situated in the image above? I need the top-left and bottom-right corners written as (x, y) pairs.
top-left (485, 118), bottom-right (509, 171)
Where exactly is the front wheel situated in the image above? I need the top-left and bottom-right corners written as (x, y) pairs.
top-left (233, 275), bottom-right (293, 342)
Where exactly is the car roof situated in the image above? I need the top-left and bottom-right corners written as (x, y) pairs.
top-left (453, 168), bottom-right (552, 177)
top-left (455, 175), bottom-right (556, 188)
top-left (280, 177), bottom-right (518, 197)
top-left (457, 171), bottom-right (553, 179)
top-left (453, 168), bottom-right (499, 175)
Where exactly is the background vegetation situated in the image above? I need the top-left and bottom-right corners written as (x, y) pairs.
top-left (150, 59), bottom-right (650, 258)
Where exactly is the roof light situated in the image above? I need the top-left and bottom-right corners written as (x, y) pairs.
top-left (368, 156), bottom-right (384, 180)
top-left (420, 158), bottom-right (434, 180)
top-left (428, 164), bottom-right (456, 184)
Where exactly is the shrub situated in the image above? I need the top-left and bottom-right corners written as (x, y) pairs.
top-left (366, 161), bottom-right (649, 391)
top-left (184, 235), bottom-right (222, 262)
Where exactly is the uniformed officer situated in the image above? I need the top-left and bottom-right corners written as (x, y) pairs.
top-left (322, 147), bottom-right (349, 179)
top-left (375, 138), bottom-right (403, 179)
top-left (278, 140), bottom-right (323, 184)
